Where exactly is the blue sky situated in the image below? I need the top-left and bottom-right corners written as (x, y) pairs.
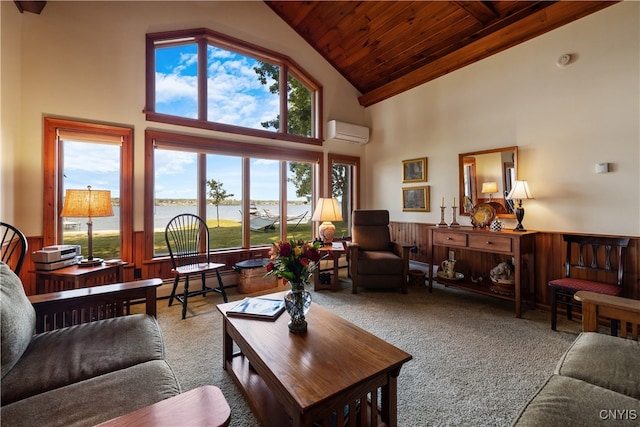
top-left (64, 42), bottom-right (300, 201)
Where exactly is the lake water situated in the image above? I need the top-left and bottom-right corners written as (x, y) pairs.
top-left (71, 204), bottom-right (313, 232)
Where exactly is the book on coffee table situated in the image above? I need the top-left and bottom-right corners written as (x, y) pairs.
top-left (226, 297), bottom-right (286, 320)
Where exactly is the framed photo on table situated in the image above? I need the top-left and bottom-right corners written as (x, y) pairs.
top-left (402, 157), bottom-right (427, 183)
top-left (402, 186), bottom-right (430, 212)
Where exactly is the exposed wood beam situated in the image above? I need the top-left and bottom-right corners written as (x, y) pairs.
top-left (14, 1), bottom-right (47, 14)
top-left (454, 1), bottom-right (499, 25)
top-left (358, 1), bottom-right (617, 107)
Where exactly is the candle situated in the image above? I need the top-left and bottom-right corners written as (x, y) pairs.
top-left (453, 196), bottom-right (456, 206)
top-left (441, 197), bottom-right (445, 208)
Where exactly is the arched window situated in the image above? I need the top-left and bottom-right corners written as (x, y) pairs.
top-left (146, 28), bottom-right (322, 145)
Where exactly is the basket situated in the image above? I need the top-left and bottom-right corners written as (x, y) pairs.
top-left (490, 278), bottom-right (515, 295)
top-left (408, 269), bottom-right (426, 287)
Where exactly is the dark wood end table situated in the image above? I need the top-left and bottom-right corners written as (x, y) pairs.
top-left (314, 243), bottom-right (345, 291)
top-left (31, 262), bottom-right (125, 294)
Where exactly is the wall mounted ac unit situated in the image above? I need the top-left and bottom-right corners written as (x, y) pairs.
top-left (327, 120), bottom-right (370, 144)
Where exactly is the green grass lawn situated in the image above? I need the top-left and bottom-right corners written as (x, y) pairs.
top-left (63, 219), bottom-right (341, 260)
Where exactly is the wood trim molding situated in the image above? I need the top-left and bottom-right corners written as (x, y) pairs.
top-left (42, 117), bottom-right (134, 263)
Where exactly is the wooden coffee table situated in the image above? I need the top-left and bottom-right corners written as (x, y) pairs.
top-left (217, 293), bottom-right (412, 427)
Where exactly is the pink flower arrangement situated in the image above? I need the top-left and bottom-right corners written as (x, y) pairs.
top-left (265, 239), bottom-right (325, 284)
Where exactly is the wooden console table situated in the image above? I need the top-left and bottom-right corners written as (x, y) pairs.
top-left (32, 262), bottom-right (125, 294)
top-left (429, 226), bottom-right (536, 317)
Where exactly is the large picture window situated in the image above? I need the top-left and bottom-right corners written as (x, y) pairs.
top-left (145, 130), bottom-right (321, 259)
top-left (146, 29), bottom-right (322, 145)
top-left (43, 118), bottom-right (134, 263)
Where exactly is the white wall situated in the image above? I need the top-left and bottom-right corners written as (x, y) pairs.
top-left (365, 1), bottom-right (640, 236)
top-left (3, 1), bottom-right (367, 235)
top-left (0, 3), bottom-right (22, 224)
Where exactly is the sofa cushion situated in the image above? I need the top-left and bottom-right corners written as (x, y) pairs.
top-left (1, 314), bottom-right (166, 405)
top-left (513, 374), bottom-right (640, 426)
top-left (0, 262), bottom-right (36, 379)
top-left (0, 360), bottom-right (181, 427)
top-left (555, 332), bottom-right (640, 399)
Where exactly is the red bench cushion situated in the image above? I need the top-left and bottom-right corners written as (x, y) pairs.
top-left (548, 278), bottom-right (622, 296)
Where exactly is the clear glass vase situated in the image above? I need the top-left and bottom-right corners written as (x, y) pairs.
top-left (284, 281), bottom-right (312, 333)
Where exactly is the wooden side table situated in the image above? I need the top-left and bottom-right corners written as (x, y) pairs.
top-left (32, 262), bottom-right (125, 294)
top-left (96, 385), bottom-right (231, 427)
top-left (314, 243), bottom-right (345, 291)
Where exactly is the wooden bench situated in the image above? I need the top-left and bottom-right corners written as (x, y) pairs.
top-left (548, 234), bottom-right (630, 332)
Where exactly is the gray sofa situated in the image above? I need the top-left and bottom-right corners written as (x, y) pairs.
top-left (513, 292), bottom-right (640, 426)
top-left (0, 262), bottom-right (181, 426)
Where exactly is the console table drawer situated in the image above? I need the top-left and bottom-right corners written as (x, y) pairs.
top-left (433, 231), bottom-right (467, 247)
top-left (468, 234), bottom-right (512, 253)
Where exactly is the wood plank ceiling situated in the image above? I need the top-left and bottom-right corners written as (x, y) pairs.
top-left (266, 1), bottom-right (618, 107)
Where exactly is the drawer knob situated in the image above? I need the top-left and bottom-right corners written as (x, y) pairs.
top-left (486, 241), bottom-right (492, 245)
top-left (447, 237), bottom-right (452, 240)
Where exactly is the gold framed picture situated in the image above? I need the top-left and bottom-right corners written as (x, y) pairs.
top-left (402, 186), bottom-right (430, 212)
top-left (402, 157), bottom-right (427, 183)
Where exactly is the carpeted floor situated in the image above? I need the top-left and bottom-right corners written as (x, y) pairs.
top-left (153, 277), bottom-right (581, 426)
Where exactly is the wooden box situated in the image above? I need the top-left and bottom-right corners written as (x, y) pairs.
top-left (234, 259), bottom-right (278, 294)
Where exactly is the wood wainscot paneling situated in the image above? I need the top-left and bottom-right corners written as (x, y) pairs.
top-left (389, 221), bottom-right (432, 264)
top-left (18, 236), bottom-right (44, 295)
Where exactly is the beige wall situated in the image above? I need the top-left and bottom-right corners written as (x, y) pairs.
top-left (3, 1), bottom-right (639, 237)
top-left (1, 1), bottom-right (366, 236)
top-left (0, 3), bottom-right (22, 224)
top-left (365, 1), bottom-right (639, 236)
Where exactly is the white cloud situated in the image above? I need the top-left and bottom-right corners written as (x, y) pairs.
top-left (155, 150), bottom-right (196, 175)
top-left (155, 72), bottom-right (197, 103)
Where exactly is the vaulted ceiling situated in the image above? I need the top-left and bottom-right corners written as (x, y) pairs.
top-left (267, 1), bottom-right (617, 106)
top-left (16, 1), bottom-right (617, 107)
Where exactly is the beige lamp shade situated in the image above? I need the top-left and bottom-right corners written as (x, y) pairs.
top-left (312, 198), bottom-right (343, 243)
top-left (506, 181), bottom-right (534, 201)
top-left (61, 186), bottom-right (114, 218)
top-left (481, 182), bottom-right (498, 194)
top-left (312, 198), bottom-right (343, 222)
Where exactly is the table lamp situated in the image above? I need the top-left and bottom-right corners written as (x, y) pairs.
top-left (481, 182), bottom-right (498, 202)
top-left (505, 180), bottom-right (533, 232)
top-left (61, 185), bottom-right (114, 266)
top-left (311, 198), bottom-right (343, 244)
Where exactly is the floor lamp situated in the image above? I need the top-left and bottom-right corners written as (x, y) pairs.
top-left (61, 185), bottom-right (114, 266)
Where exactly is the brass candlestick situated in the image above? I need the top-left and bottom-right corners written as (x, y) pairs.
top-left (437, 206), bottom-right (448, 227)
top-left (449, 206), bottom-right (460, 227)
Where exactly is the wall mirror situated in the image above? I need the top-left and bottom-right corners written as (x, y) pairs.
top-left (459, 146), bottom-right (517, 218)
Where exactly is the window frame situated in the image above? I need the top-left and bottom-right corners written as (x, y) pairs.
top-left (145, 28), bottom-right (323, 146)
top-left (144, 129), bottom-right (323, 261)
top-left (328, 153), bottom-right (361, 237)
top-left (43, 117), bottom-right (134, 263)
